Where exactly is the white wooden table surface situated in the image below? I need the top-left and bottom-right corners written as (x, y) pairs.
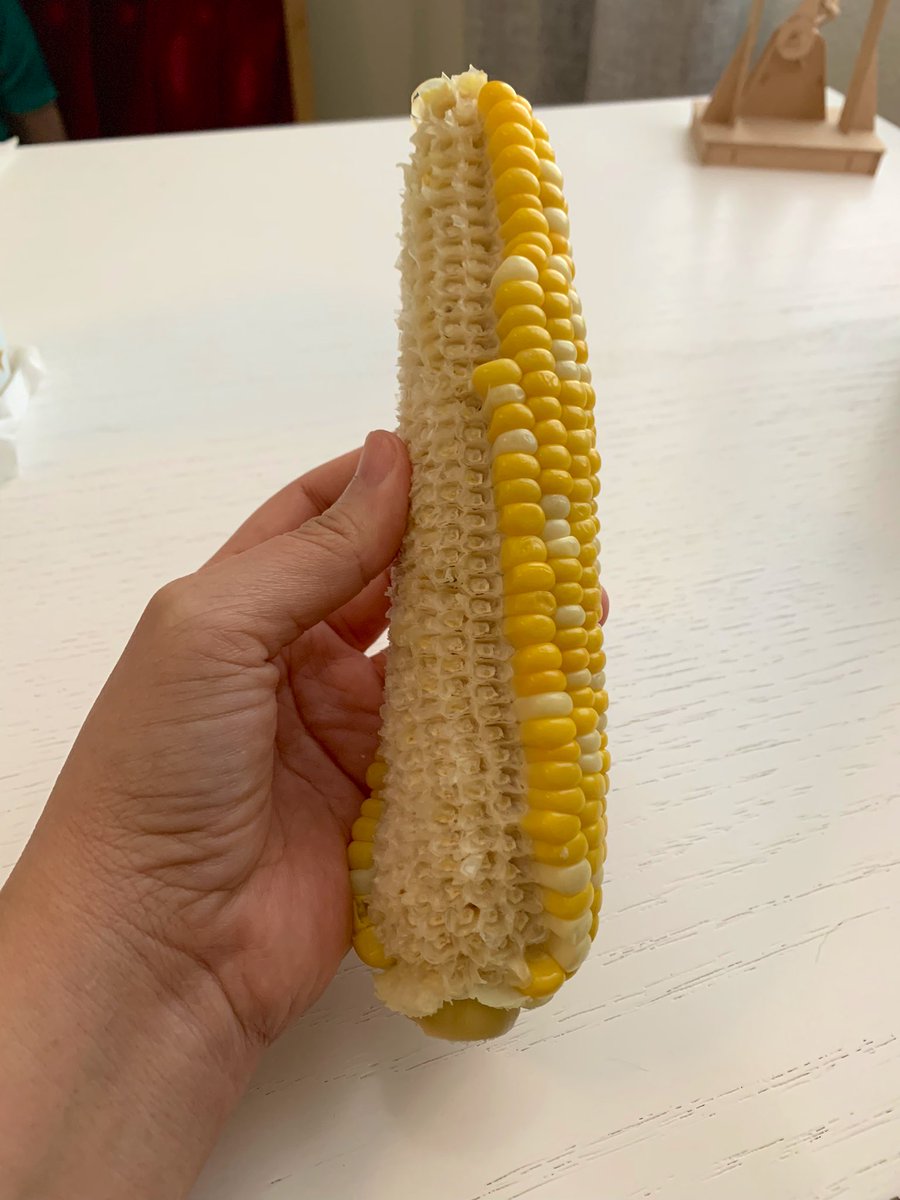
top-left (2, 98), bottom-right (900, 1200)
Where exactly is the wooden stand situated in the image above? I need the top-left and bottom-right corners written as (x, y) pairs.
top-left (692, 0), bottom-right (891, 175)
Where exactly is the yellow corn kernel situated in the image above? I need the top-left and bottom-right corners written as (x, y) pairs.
top-left (542, 884), bottom-right (593, 920)
top-left (477, 78), bottom-right (517, 113)
top-left (348, 841), bottom-right (374, 870)
top-left (574, 339), bottom-right (588, 363)
top-left (537, 470), bottom-right (573, 497)
top-left (504, 590), bottom-right (556, 618)
top-left (531, 831), bottom-right (588, 866)
top-left (472, 358), bottom-right (522, 397)
top-left (520, 809), bottom-right (581, 845)
top-left (549, 233), bottom-right (570, 254)
top-left (528, 787), bottom-right (585, 815)
top-left (497, 304), bottom-right (547, 339)
top-left (365, 760), bottom-right (387, 789)
top-left (521, 369), bottom-right (561, 397)
top-left (538, 268), bottom-right (568, 293)
top-left (512, 642), bottom-right (562, 673)
top-left (569, 477), bottom-right (593, 503)
top-left (582, 587), bottom-right (602, 613)
top-left (527, 760), bottom-right (582, 789)
top-left (521, 716), bottom-right (577, 749)
top-left (525, 740), bottom-right (580, 763)
top-left (521, 952), bottom-right (565, 998)
top-left (492, 453), bottom-right (540, 483)
top-left (540, 181), bottom-right (566, 209)
top-left (562, 407), bottom-right (589, 432)
top-left (536, 443), bottom-right (572, 469)
top-left (553, 582), bottom-right (584, 608)
top-left (496, 501), bottom-right (547, 535)
top-left (580, 800), bottom-right (601, 827)
top-left (503, 614), bottom-right (557, 648)
top-left (504, 232), bottom-right (553, 263)
top-left (495, 478), bottom-right (542, 506)
top-left (572, 707), bottom-right (599, 737)
top-left (500, 535), bottom-right (547, 570)
top-left (588, 448), bottom-right (601, 472)
top-left (351, 816), bottom-right (378, 843)
top-left (594, 690), bottom-right (609, 715)
top-left (581, 773), bottom-right (604, 804)
top-left (528, 395), bottom-right (562, 422)
top-left (500, 208), bottom-right (550, 242)
top-left (493, 279), bottom-right (544, 313)
top-left (493, 144), bottom-right (542, 177)
top-left (503, 561), bottom-right (555, 593)
top-left (533, 418), bottom-right (568, 445)
top-left (583, 823), bottom-right (602, 850)
top-left (484, 98), bottom-right (533, 136)
top-left (516, 347), bottom-right (556, 374)
top-left (488, 403), bottom-right (536, 441)
top-left (579, 540), bottom-right (599, 566)
top-left (560, 647), bottom-right (590, 673)
top-left (514, 668), bottom-right (567, 696)
top-left (566, 429), bottom-right (593, 456)
top-left (354, 924), bottom-right (394, 969)
top-left (544, 291), bottom-right (571, 318)
top-left (487, 114), bottom-right (535, 151)
top-left (496, 192), bottom-right (543, 225)
top-left (534, 138), bottom-right (555, 161)
top-left (555, 630), bottom-right (588, 655)
top-left (493, 166), bottom-right (540, 200)
top-left (546, 318), bottom-right (575, 340)
top-left (549, 557), bottom-right (582, 583)
top-left (500, 325), bottom-right (552, 359)
top-left (360, 798), bottom-right (383, 819)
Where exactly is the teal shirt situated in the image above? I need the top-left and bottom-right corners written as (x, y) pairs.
top-left (0, 0), bottom-right (57, 140)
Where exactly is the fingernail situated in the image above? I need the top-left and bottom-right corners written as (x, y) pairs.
top-left (356, 430), bottom-right (395, 487)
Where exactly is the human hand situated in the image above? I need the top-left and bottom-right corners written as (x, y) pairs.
top-left (27, 430), bottom-right (411, 1042)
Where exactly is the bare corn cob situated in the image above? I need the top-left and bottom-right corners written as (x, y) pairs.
top-left (348, 69), bottom-right (608, 1040)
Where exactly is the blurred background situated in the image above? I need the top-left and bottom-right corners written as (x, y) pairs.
top-left (5, 0), bottom-right (900, 142)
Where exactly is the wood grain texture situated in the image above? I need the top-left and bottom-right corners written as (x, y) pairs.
top-left (1, 100), bottom-right (899, 1199)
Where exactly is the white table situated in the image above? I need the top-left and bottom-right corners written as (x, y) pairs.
top-left (2, 98), bottom-right (900, 1200)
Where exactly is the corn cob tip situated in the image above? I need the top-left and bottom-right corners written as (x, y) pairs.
top-left (415, 999), bottom-right (520, 1042)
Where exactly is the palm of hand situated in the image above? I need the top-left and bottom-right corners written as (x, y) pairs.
top-left (234, 623), bottom-right (385, 1037)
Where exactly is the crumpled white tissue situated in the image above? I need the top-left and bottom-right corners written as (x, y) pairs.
top-left (0, 136), bottom-right (18, 176)
top-left (0, 344), bottom-right (45, 484)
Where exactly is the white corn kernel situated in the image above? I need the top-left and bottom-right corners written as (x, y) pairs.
top-left (556, 361), bottom-right (580, 380)
top-left (542, 518), bottom-right (571, 541)
top-left (514, 691), bottom-right (573, 721)
top-left (543, 909), bottom-right (593, 943)
top-left (544, 207), bottom-right (570, 236)
top-left (490, 429), bottom-right (539, 457)
top-left (556, 604), bottom-right (587, 628)
top-left (547, 933), bottom-right (591, 973)
top-left (545, 535), bottom-right (581, 558)
top-left (546, 253), bottom-right (572, 282)
top-left (591, 671), bottom-right (606, 691)
top-left (492, 255), bottom-right (540, 288)
top-left (580, 751), bottom-right (602, 774)
top-left (566, 669), bottom-right (592, 690)
top-left (551, 340), bottom-right (577, 362)
top-left (539, 161), bottom-right (564, 187)
top-left (571, 314), bottom-right (586, 339)
top-left (577, 730), bottom-right (601, 753)
top-left (531, 859), bottom-right (591, 895)
top-left (569, 289), bottom-right (582, 314)
top-left (350, 868), bottom-right (375, 896)
top-left (579, 364), bottom-right (592, 382)
top-left (540, 494), bottom-right (570, 519)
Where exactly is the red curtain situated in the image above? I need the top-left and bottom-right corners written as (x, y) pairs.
top-left (23, 0), bottom-right (294, 139)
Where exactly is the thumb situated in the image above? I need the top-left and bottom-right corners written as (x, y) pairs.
top-left (197, 430), bottom-right (410, 655)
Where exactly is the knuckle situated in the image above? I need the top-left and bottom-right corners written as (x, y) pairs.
top-left (144, 576), bottom-right (208, 638)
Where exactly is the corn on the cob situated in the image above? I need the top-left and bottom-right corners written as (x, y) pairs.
top-left (348, 69), bottom-right (608, 1040)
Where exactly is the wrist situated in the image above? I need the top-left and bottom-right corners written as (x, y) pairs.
top-left (0, 840), bottom-right (259, 1200)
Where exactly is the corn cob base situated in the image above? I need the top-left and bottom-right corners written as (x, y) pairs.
top-left (348, 69), bottom-right (608, 1040)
